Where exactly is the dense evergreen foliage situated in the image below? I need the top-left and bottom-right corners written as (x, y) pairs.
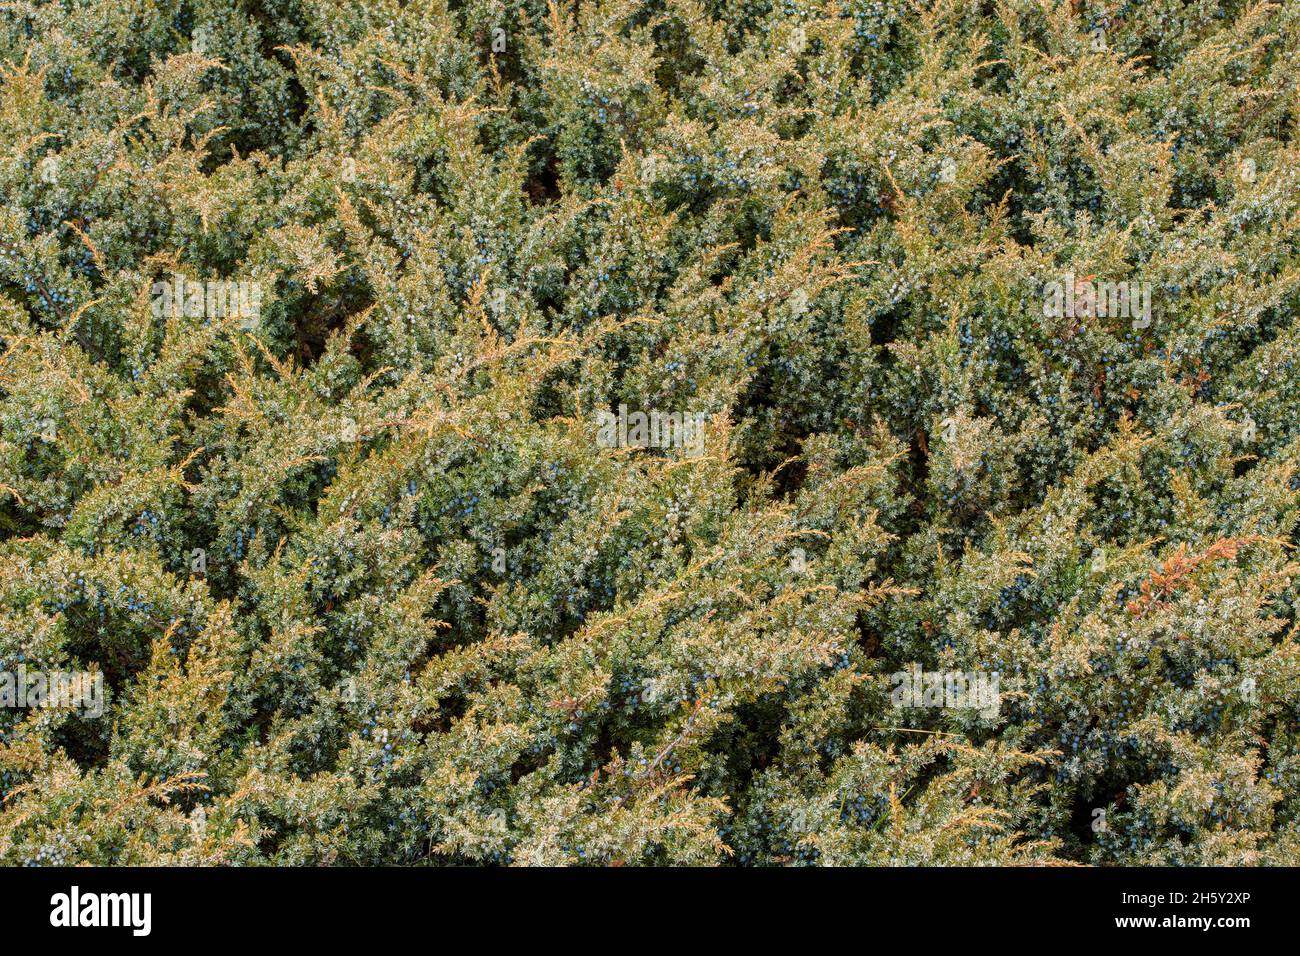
top-left (1, 0), bottom-right (1298, 865)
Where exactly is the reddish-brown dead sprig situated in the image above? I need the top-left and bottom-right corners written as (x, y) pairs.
top-left (1127, 537), bottom-right (1263, 616)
